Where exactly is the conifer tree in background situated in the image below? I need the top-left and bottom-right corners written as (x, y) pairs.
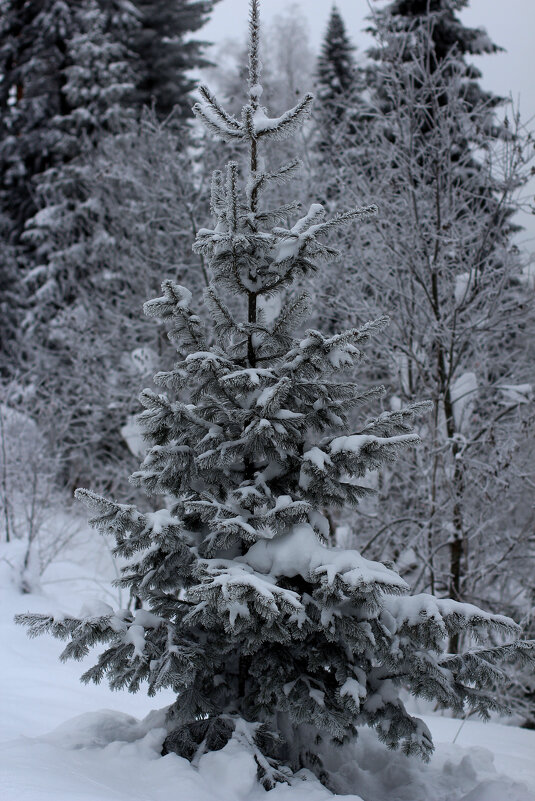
top-left (366, 0), bottom-right (508, 218)
top-left (0, 0), bottom-right (215, 237)
top-left (0, 0), bottom-right (73, 375)
top-left (0, 0), bottom-right (77, 236)
top-left (18, 0), bottom-right (534, 788)
top-left (0, 0), bottom-right (139, 374)
top-left (21, 0), bottom-right (138, 332)
top-left (316, 4), bottom-right (360, 173)
top-left (0, 0), bottom-right (219, 374)
top-left (0, 0), bottom-right (140, 484)
top-left (0, 211), bottom-right (18, 375)
top-left (369, 0), bottom-right (502, 111)
top-left (313, 5), bottom-right (362, 333)
top-left (128, 0), bottom-right (218, 119)
top-left (58, 0), bottom-right (138, 140)
top-left (317, 6), bottom-right (357, 105)
top-left (0, 0), bottom-right (221, 487)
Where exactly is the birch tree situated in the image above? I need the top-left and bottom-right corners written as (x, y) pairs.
top-left (314, 16), bottom-right (535, 657)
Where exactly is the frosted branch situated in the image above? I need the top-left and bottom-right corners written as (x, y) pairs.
top-left (254, 93), bottom-right (314, 142)
top-left (226, 162), bottom-right (239, 234)
top-left (198, 85), bottom-right (241, 130)
top-left (192, 101), bottom-right (244, 142)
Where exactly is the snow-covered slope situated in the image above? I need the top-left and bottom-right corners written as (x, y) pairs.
top-left (1, 535), bottom-right (534, 801)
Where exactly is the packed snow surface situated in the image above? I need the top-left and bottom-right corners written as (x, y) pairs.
top-left (1, 531), bottom-right (534, 801)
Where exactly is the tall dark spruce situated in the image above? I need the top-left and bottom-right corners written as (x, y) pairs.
top-left (0, 0), bottom-right (217, 236)
top-left (314, 5), bottom-right (363, 213)
top-left (316, 5), bottom-right (360, 152)
top-left (18, 0), bottom-right (534, 788)
top-left (129, 0), bottom-right (218, 119)
top-left (0, 0), bottom-right (76, 237)
top-left (0, 0), bottom-right (138, 376)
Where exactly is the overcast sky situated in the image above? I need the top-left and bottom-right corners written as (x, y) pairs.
top-left (202, 0), bottom-right (535, 247)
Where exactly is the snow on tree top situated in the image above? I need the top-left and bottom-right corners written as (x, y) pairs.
top-left (144, 508), bottom-right (181, 535)
top-left (249, 83), bottom-right (263, 99)
top-left (143, 283), bottom-right (192, 316)
top-left (329, 433), bottom-right (420, 455)
top-left (302, 447), bottom-right (333, 471)
top-left (220, 367), bottom-right (275, 387)
top-left (251, 93), bottom-right (314, 137)
top-left (241, 523), bottom-right (409, 594)
top-left (384, 594), bottom-right (519, 636)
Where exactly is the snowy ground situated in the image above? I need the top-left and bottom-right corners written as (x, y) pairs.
top-left (1, 523), bottom-right (535, 801)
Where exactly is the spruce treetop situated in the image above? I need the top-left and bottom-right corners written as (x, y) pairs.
top-left (315, 4), bottom-right (361, 203)
top-left (317, 5), bottom-right (357, 103)
top-left (382, 0), bottom-right (501, 60)
top-left (368, 0), bottom-right (503, 111)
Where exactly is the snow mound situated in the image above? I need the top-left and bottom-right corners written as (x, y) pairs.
top-left (324, 723), bottom-right (535, 801)
top-left (460, 779), bottom-right (533, 801)
top-left (40, 708), bottom-right (166, 750)
top-left (2, 707), bottom-right (534, 801)
top-left (2, 539), bottom-right (535, 801)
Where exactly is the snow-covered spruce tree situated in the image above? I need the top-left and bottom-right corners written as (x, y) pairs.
top-left (17, 0), bottom-right (534, 788)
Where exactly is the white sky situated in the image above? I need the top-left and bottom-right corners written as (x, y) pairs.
top-left (203, 0), bottom-right (533, 106)
top-left (202, 0), bottom-right (535, 247)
